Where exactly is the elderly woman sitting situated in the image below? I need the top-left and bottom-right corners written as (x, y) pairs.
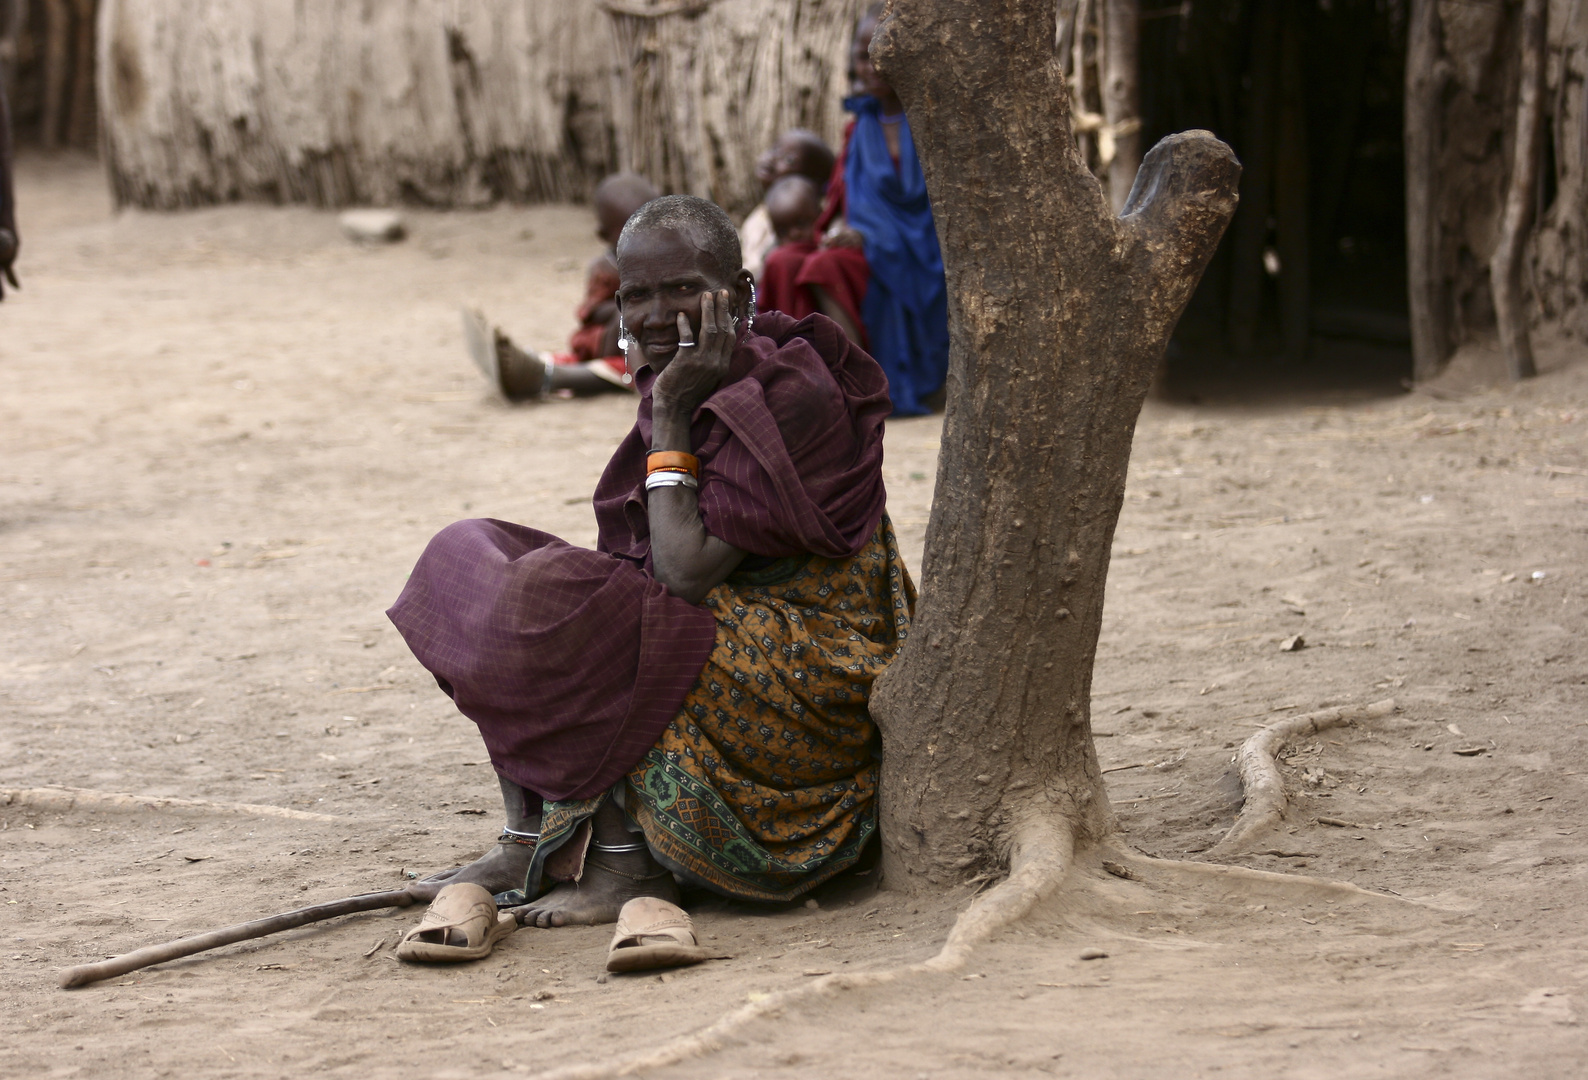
top-left (389, 195), bottom-right (914, 927)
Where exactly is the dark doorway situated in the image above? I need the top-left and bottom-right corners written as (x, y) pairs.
top-left (1141, 0), bottom-right (1411, 399)
top-left (0, 0), bottom-right (99, 150)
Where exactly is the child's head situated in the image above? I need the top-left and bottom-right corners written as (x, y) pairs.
top-left (594, 172), bottom-right (661, 248)
top-left (755, 129), bottom-right (836, 193)
top-left (764, 175), bottom-right (823, 246)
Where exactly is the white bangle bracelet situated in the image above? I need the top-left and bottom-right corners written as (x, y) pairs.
top-left (645, 471), bottom-right (699, 491)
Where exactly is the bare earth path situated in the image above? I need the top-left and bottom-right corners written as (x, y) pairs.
top-left (2, 154), bottom-right (1586, 1078)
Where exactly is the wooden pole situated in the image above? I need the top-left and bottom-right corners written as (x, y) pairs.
top-left (67, 0), bottom-right (95, 148)
top-left (1274, 4), bottom-right (1310, 362)
top-left (1227, 2), bottom-right (1280, 355)
top-left (1072, 0), bottom-right (1095, 170)
top-left (59, 887), bottom-right (423, 988)
top-left (1405, 0), bottom-right (1449, 381)
top-left (1101, 0), bottom-right (1141, 216)
top-left (1490, 0), bottom-right (1546, 381)
top-left (41, 0), bottom-right (69, 147)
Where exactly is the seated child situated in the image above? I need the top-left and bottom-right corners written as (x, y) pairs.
top-left (463, 172), bottom-right (659, 401)
top-left (739, 129), bottom-right (836, 281)
top-left (755, 175), bottom-right (824, 322)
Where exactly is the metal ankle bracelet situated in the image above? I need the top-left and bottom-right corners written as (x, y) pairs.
top-left (590, 840), bottom-right (648, 853)
top-left (499, 827), bottom-right (540, 847)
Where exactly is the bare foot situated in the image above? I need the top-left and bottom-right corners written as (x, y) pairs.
top-left (513, 850), bottom-right (678, 928)
top-left (410, 839), bottom-right (535, 903)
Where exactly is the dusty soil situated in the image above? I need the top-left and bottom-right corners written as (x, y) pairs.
top-left (3, 152), bottom-right (1586, 1079)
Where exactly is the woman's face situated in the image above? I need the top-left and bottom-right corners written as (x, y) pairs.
top-left (615, 227), bottom-right (750, 374)
top-left (851, 19), bottom-right (896, 108)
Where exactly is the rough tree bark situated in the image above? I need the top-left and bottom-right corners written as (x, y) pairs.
top-left (1405, 0), bottom-right (1450, 381)
top-left (867, 0), bottom-right (1239, 888)
top-left (1490, 0), bottom-right (1546, 381)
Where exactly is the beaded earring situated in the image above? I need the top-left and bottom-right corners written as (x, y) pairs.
top-left (617, 313), bottom-right (633, 353)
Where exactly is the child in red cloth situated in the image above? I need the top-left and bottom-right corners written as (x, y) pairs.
top-left (755, 176), bottom-right (824, 322)
top-left (463, 172), bottom-right (659, 400)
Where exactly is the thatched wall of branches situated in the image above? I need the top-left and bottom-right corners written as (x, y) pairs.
top-left (1406, 0), bottom-right (1588, 366)
top-left (95, 0), bottom-right (865, 211)
top-left (605, 0), bottom-right (864, 216)
top-left (1530, 0), bottom-right (1588, 341)
top-left (97, 0), bottom-right (620, 208)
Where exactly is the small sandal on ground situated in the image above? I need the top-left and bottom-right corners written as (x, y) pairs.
top-left (606, 896), bottom-right (710, 973)
top-left (395, 882), bottom-right (517, 964)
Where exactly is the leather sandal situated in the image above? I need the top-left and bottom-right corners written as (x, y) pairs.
top-left (605, 897), bottom-right (710, 973)
top-left (395, 882), bottom-right (516, 963)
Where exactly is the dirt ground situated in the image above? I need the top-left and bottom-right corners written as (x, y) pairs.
top-left (2, 152), bottom-right (1586, 1079)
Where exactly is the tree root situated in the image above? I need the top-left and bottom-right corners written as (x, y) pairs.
top-left (0, 786), bottom-right (340, 822)
top-left (1101, 841), bottom-right (1439, 908)
top-left (524, 813), bottom-right (1077, 1080)
top-left (1208, 698), bottom-right (1396, 856)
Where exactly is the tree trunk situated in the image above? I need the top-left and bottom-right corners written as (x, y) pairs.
top-left (867, 0), bottom-right (1239, 887)
top-left (1100, 0), bottom-right (1140, 216)
top-left (1405, 0), bottom-right (1449, 381)
top-left (1489, 0), bottom-right (1546, 381)
top-left (98, 0), bottom-right (622, 209)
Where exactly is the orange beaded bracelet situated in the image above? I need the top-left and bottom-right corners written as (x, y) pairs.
top-left (646, 451), bottom-right (700, 478)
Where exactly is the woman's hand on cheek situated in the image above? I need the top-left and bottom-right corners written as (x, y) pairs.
top-left (652, 290), bottom-right (735, 416)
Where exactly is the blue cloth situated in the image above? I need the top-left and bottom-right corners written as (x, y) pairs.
top-left (843, 95), bottom-right (949, 417)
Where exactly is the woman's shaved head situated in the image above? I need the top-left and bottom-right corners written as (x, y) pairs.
top-left (617, 195), bottom-right (743, 282)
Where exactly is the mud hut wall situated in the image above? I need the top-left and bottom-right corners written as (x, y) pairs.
top-left (1531, 0), bottom-right (1588, 339)
top-left (98, 0), bottom-right (620, 209)
top-left (1427, 0), bottom-right (1586, 349)
top-left (96, 0), bottom-right (866, 212)
top-left (604, 0), bottom-right (866, 216)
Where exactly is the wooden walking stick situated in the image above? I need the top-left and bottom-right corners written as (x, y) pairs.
top-left (59, 886), bottom-right (428, 988)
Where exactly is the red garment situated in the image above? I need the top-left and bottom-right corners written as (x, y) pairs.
top-left (814, 120), bottom-right (856, 236)
top-left (555, 254), bottom-right (628, 378)
top-left (756, 239), bottom-right (820, 321)
top-left (799, 120), bottom-right (870, 345)
top-left (795, 246), bottom-right (869, 347)
top-left (387, 311), bottom-right (891, 801)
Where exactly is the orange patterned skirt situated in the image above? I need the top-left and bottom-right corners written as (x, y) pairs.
top-left (527, 515), bottom-right (914, 902)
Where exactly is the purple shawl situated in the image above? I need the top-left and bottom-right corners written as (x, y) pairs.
top-left (388, 311), bottom-right (890, 801)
